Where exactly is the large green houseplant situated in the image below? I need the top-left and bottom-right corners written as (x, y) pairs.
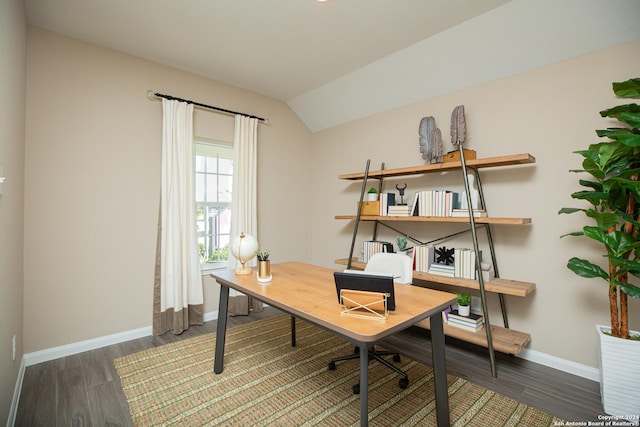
top-left (560, 78), bottom-right (640, 415)
top-left (560, 77), bottom-right (640, 339)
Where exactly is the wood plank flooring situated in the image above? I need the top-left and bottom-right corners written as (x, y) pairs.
top-left (14, 307), bottom-right (603, 426)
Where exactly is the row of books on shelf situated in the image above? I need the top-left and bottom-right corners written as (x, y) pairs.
top-left (362, 240), bottom-right (394, 263)
top-left (412, 244), bottom-right (479, 279)
top-left (376, 190), bottom-right (486, 218)
top-left (443, 308), bottom-right (485, 332)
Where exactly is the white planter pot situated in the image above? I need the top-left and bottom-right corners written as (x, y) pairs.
top-left (366, 193), bottom-right (378, 201)
top-left (457, 305), bottom-right (470, 317)
top-left (597, 324), bottom-right (640, 419)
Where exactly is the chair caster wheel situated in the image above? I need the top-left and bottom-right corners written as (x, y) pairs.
top-left (328, 362), bottom-right (336, 371)
top-left (353, 384), bottom-right (360, 394)
top-left (399, 378), bottom-right (409, 389)
top-left (393, 354), bottom-right (401, 363)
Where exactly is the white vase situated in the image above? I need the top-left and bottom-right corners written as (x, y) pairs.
top-left (597, 324), bottom-right (640, 420)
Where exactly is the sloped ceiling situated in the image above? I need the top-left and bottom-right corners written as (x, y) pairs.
top-left (24, 0), bottom-right (640, 131)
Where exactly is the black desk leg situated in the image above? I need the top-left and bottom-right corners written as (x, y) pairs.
top-left (214, 285), bottom-right (230, 374)
top-left (430, 313), bottom-right (450, 427)
top-left (359, 343), bottom-right (369, 427)
top-left (290, 316), bottom-right (296, 347)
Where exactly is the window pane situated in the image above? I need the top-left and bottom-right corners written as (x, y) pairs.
top-left (195, 173), bottom-right (205, 201)
top-left (219, 158), bottom-right (233, 175)
top-left (206, 156), bottom-right (217, 173)
top-left (194, 139), bottom-right (233, 266)
top-left (219, 176), bottom-right (232, 202)
top-left (220, 208), bottom-right (231, 233)
top-left (195, 155), bottom-right (207, 172)
top-left (206, 175), bottom-right (217, 201)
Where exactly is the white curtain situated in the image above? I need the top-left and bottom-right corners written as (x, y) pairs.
top-left (153, 99), bottom-right (204, 335)
top-left (227, 114), bottom-right (262, 315)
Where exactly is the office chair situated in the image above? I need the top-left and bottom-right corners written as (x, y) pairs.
top-left (328, 252), bottom-right (413, 394)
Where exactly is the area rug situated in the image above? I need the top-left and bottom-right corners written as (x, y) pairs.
top-left (114, 315), bottom-right (562, 426)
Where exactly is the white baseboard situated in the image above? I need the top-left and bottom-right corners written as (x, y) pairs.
top-left (518, 347), bottom-right (600, 382)
top-left (22, 310), bottom-right (221, 367)
top-left (23, 325), bottom-right (152, 367)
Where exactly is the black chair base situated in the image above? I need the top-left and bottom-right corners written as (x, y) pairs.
top-left (328, 346), bottom-right (409, 394)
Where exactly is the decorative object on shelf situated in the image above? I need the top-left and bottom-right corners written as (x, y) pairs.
top-left (435, 246), bottom-right (455, 265)
top-left (256, 249), bottom-right (272, 282)
top-left (418, 116), bottom-right (443, 164)
top-left (366, 187), bottom-right (378, 201)
top-left (559, 77), bottom-right (640, 416)
top-left (396, 236), bottom-right (407, 252)
top-left (480, 262), bottom-right (495, 282)
top-left (431, 126), bottom-right (443, 163)
top-left (418, 116), bottom-right (435, 160)
top-left (443, 149), bottom-right (477, 163)
top-left (456, 293), bottom-right (471, 317)
top-left (230, 232), bottom-right (259, 275)
top-left (395, 183), bottom-right (408, 205)
top-left (450, 105), bottom-right (466, 146)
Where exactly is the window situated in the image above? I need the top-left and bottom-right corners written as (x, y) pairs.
top-left (195, 139), bottom-right (233, 271)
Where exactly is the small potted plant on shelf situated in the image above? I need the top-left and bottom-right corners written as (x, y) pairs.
top-left (366, 187), bottom-right (379, 201)
top-left (456, 292), bottom-right (471, 317)
top-left (559, 77), bottom-right (640, 416)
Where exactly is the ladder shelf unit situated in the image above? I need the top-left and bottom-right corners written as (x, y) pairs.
top-left (336, 151), bottom-right (536, 377)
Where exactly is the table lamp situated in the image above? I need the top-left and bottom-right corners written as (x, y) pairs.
top-left (230, 232), bottom-right (258, 275)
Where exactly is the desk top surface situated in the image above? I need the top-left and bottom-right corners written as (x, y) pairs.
top-left (212, 261), bottom-right (456, 343)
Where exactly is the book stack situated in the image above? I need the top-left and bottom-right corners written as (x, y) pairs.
top-left (362, 240), bottom-right (393, 263)
top-left (411, 190), bottom-right (460, 217)
top-left (427, 263), bottom-right (455, 277)
top-left (453, 248), bottom-right (478, 279)
top-left (379, 192), bottom-right (396, 216)
top-left (412, 244), bottom-right (435, 273)
top-left (388, 205), bottom-right (412, 216)
top-left (451, 208), bottom-right (487, 218)
top-left (446, 310), bottom-right (484, 332)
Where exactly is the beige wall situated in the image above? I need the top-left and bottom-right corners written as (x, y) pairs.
top-left (24, 28), bottom-right (312, 352)
top-left (310, 40), bottom-right (640, 369)
top-left (0, 0), bottom-right (26, 422)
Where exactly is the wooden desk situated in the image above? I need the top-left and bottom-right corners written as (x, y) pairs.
top-left (211, 261), bottom-right (455, 427)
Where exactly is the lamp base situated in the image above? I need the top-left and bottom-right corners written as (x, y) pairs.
top-left (234, 267), bottom-right (253, 275)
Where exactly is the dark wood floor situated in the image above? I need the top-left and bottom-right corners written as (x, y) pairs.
top-left (15, 306), bottom-right (603, 426)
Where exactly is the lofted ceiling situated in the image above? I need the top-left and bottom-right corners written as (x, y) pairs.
top-left (23, 0), bottom-right (640, 131)
top-left (24, 2), bottom-right (510, 107)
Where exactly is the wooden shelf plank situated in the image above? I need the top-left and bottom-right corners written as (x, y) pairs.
top-left (339, 153), bottom-right (536, 180)
top-left (415, 318), bottom-right (531, 355)
top-left (334, 258), bottom-right (536, 297)
top-left (335, 215), bottom-right (531, 225)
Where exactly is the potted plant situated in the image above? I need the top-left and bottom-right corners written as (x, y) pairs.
top-left (456, 292), bottom-right (471, 317)
top-left (256, 249), bottom-right (272, 283)
top-left (366, 187), bottom-right (379, 201)
top-left (559, 77), bottom-right (640, 416)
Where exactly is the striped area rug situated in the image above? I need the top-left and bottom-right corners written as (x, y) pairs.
top-left (115, 315), bottom-right (562, 426)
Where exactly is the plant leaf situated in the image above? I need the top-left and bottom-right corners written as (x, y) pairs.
top-left (612, 78), bottom-right (640, 99)
top-left (567, 257), bottom-right (608, 280)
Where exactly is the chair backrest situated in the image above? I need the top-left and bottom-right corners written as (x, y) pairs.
top-left (364, 252), bottom-right (413, 285)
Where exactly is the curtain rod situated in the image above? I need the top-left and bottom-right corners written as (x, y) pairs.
top-left (147, 90), bottom-right (268, 124)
